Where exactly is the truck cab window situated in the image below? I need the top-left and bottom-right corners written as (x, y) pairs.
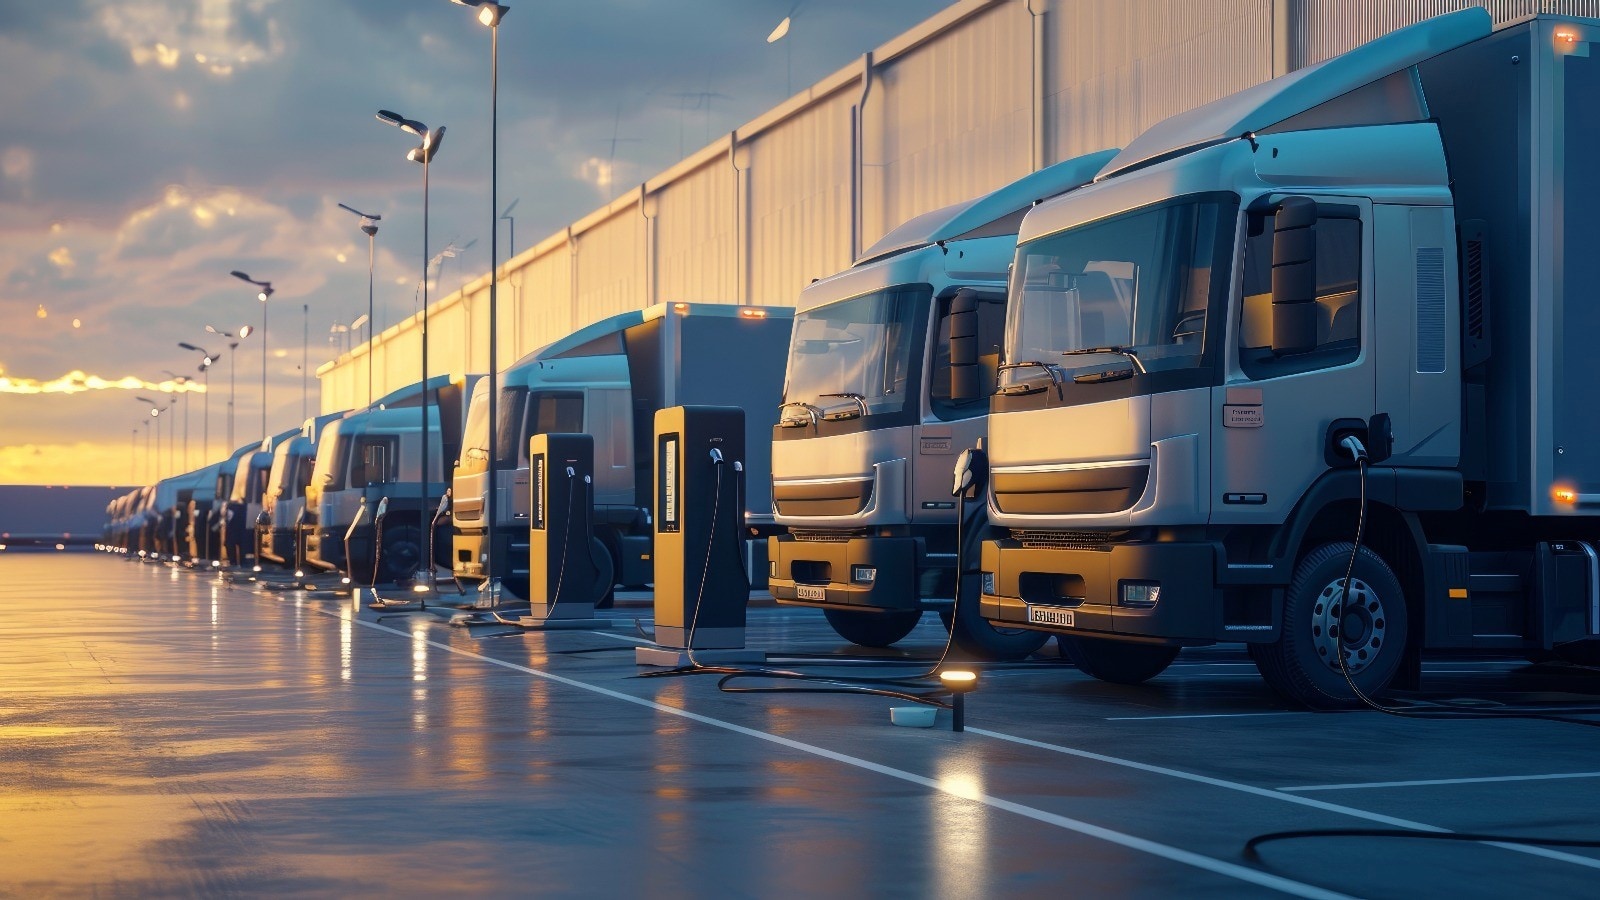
top-left (1239, 211), bottom-right (1362, 378)
top-left (931, 291), bottom-right (1006, 419)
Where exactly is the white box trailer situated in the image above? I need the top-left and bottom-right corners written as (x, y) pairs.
top-left (978, 10), bottom-right (1600, 704)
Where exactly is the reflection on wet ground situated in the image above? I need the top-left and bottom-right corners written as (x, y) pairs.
top-left (2, 553), bottom-right (1599, 897)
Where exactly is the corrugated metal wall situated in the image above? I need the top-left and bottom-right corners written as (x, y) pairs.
top-left (317, 0), bottom-right (1600, 411)
top-left (746, 87), bottom-right (856, 304)
top-left (862, 1), bottom-right (1033, 249)
top-left (1046, 0), bottom-right (1276, 161)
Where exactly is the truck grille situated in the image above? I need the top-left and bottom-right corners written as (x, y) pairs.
top-left (790, 530), bottom-right (864, 543)
top-left (1010, 529), bottom-right (1118, 551)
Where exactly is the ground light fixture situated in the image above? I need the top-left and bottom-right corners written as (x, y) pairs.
top-left (939, 669), bottom-right (979, 732)
top-left (450, 0), bottom-right (509, 609)
top-left (338, 202), bottom-right (381, 408)
top-left (230, 270), bottom-right (274, 440)
top-left (376, 107), bottom-right (445, 597)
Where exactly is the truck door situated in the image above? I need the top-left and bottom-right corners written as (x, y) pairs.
top-left (1213, 199), bottom-right (1373, 526)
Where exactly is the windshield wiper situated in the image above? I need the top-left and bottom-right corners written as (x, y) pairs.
top-left (995, 361), bottom-right (1063, 400)
top-left (818, 392), bottom-right (869, 421)
top-left (1060, 346), bottom-right (1147, 375)
top-left (778, 400), bottom-right (824, 427)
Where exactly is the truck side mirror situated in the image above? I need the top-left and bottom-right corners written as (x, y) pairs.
top-left (1271, 196), bottom-right (1318, 356)
top-left (948, 289), bottom-right (982, 403)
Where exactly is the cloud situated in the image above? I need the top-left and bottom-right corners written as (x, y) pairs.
top-left (97, 0), bottom-right (285, 77)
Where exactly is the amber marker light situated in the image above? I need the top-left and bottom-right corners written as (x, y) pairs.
top-left (1553, 487), bottom-right (1579, 505)
top-left (740, 308), bottom-right (767, 318)
top-left (1556, 28), bottom-right (1579, 45)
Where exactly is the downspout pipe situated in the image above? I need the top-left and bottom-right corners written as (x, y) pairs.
top-left (1027, 0), bottom-right (1048, 170)
top-left (850, 51), bottom-right (875, 261)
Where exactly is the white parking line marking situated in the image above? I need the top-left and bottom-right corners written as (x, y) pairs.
top-left (1107, 712), bottom-right (1305, 721)
top-left (1281, 772), bottom-right (1600, 792)
top-left (969, 727), bottom-right (1600, 872)
top-left (333, 611), bottom-right (1350, 899)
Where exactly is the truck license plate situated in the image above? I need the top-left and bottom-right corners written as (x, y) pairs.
top-left (796, 584), bottom-right (826, 601)
top-left (1027, 605), bottom-right (1075, 628)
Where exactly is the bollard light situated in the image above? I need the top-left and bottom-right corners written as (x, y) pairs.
top-left (939, 669), bottom-right (980, 732)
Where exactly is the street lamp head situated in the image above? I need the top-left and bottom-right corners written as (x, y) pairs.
top-left (338, 202), bottom-right (382, 236)
top-left (203, 325), bottom-right (229, 337)
top-left (231, 270), bottom-right (273, 299)
top-left (239, 324), bottom-right (255, 339)
top-left (377, 109), bottom-right (427, 137)
top-left (452, 0), bottom-right (509, 27)
top-left (178, 341), bottom-right (205, 353)
top-left (406, 126), bottom-right (446, 164)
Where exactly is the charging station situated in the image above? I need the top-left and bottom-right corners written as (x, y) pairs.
top-left (637, 406), bottom-right (762, 666)
top-left (519, 432), bottom-right (613, 629)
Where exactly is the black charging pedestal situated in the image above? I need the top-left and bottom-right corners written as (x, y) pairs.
top-left (637, 406), bottom-right (764, 667)
top-left (517, 432), bottom-right (613, 630)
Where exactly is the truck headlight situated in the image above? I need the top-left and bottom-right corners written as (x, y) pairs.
top-left (981, 572), bottom-right (996, 595)
top-left (769, 560), bottom-right (778, 579)
top-left (1119, 581), bottom-right (1161, 608)
top-left (851, 566), bottom-right (876, 584)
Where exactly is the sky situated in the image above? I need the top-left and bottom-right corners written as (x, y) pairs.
top-left (0, 0), bottom-right (951, 487)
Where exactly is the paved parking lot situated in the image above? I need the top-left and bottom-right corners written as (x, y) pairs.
top-left (3, 552), bottom-right (1599, 897)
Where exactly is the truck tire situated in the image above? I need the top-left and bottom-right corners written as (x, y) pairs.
top-left (377, 524), bottom-right (424, 586)
top-left (1251, 542), bottom-right (1409, 709)
top-left (939, 571), bottom-right (1051, 661)
top-left (1059, 635), bottom-right (1177, 684)
top-left (823, 608), bottom-right (921, 648)
top-left (590, 536), bottom-right (616, 608)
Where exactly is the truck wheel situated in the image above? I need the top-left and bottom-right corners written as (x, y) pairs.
top-left (940, 513), bottom-right (1050, 661)
top-left (589, 536), bottom-right (616, 608)
top-left (377, 524), bottom-right (423, 586)
top-left (823, 608), bottom-right (921, 648)
top-left (1059, 635), bottom-right (1177, 684)
top-left (940, 572), bottom-right (1050, 661)
top-left (1251, 542), bottom-right (1409, 709)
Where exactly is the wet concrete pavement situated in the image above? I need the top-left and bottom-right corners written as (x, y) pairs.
top-left (3, 552), bottom-right (1600, 897)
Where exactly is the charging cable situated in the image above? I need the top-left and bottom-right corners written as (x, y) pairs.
top-left (1321, 435), bottom-right (1600, 727)
top-left (645, 446), bottom-right (977, 709)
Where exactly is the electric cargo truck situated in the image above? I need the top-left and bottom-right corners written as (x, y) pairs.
top-left (184, 460), bottom-right (232, 566)
top-left (766, 150), bottom-right (1116, 659)
top-left (451, 301), bottom-right (793, 603)
top-left (222, 429), bottom-right (298, 569)
top-left (257, 413), bottom-right (344, 571)
top-left (977, 9), bottom-right (1600, 705)
top-left (305, 375), bottom-right (479, 587)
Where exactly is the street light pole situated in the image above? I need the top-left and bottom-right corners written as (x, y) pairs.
top-left (338, 203), bottom-right (382, 409)
top-left (453, 0), bottom-right (510, 599)
top-left (377, 109), bottom-right (446, 590)
top-left (179, 344), bottom-right (219, 460)
top-left (231, 271), bottom-right (274, 440)
top-left (204, 326), bottom-right (252, 451)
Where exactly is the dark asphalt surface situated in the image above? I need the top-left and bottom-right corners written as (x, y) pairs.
top-left (3, 552), bottom-right (1600, 898)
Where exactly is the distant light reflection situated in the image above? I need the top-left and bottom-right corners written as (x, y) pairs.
top-left (339, 606), bottom-right (353, 682)
top-left (933, 759), bottom-right (989, 895)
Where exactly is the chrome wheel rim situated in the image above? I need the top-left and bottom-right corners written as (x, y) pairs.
top-left (1312, 576), bottom-right (1386, 675)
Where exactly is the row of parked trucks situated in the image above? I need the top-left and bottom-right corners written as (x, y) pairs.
top-left (102, 11), bottom-right (1600, 705)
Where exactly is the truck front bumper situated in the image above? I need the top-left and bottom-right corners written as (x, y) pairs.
top-left (768, 533), bottom-right (922, 612)
top-left (306, 525), bottom-right (348, 572)
top-left (980, 537), bottom-right (1221, 644)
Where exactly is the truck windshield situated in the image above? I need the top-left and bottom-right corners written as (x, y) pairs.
top-left (783, 284), bottom-right (930, 424)
top-left (1005, 195), bottom-right (1234, 385)
top-left (459, 382), bottom-right (493, 476)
